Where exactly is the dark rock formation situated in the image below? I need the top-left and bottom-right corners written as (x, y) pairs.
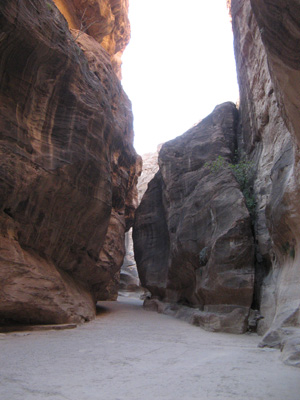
top-left (133, 103), bottom-right (255, 333)
top-left (231, 0), bottom-right (300, 366)
top-left (0, 0), bottom-right (140, 324)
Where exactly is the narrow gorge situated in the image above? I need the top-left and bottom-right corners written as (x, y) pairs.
top-left (133, 0), bottom-right (300, 366)
top-left (0, 0), bottom-right (300, 376)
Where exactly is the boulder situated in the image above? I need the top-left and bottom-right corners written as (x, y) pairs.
top-left (133, 102), bottom-right (255, 333)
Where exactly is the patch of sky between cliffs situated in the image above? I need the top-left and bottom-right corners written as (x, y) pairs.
top-left (122, 0), bottom-right (239, 155)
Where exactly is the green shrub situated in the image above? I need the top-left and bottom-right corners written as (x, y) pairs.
top-left (204, 154), bottom-right (256, 216)
top-left (46, 2), bottom-right (53, 11)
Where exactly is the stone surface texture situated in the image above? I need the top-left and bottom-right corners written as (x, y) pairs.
top-left (120, 147), bottom-right (160, 294)
top-left (133, 102), bottom-right (255, 333)
top-left (137, 145), bottom-right (161, 202)
top-left (53, 0), bottom-right (130, 79)
top-left (0, 0), bottom-right (140, 324)
top-left (119, 228), bottom-right (140, 293)
top-left (231, 0), bottom-right (300, 366)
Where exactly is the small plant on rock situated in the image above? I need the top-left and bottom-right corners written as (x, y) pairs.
top-left (204, 153), bottom-right (256, 216)
top-left (46, 1), bottom-right (54, 12)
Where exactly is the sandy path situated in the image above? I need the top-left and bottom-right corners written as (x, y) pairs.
top-left (0, 296), bottom-right (299, 400)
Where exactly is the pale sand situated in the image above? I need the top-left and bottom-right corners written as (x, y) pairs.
top-left (0, 296), bottom-right (299, 400)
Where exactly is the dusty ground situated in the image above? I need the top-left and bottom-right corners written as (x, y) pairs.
top-left (0, 296), bottom-right (299, 400)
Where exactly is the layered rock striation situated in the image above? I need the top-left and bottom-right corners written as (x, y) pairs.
top-left (120, 146), bottom-right (160, 294)
top-left (231, 0), bottom-right (300, 366)
top-left (136, 145), bottom-right (162, 203)
top-left (53, 0), bottom-right (130, 79)
top-left (133, 103), bottom-right (255, 333)
top-left (0, 0), bottom-right (140, 324)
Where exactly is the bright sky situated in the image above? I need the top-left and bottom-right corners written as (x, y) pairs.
top-left (122, 0), bottom-right (239, 155)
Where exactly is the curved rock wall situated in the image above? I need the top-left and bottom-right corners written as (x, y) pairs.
top-left (250, 0), bottom-right (300, 145)
top-left (231, 0), bottom-right (300, 365)
top-left (133, 103), bottom-right (255, 333)
top-left (0, 0), bottom-right (140, 324)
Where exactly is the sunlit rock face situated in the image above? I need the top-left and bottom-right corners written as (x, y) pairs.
top-left (137, 146), bottom-right (162, 203)
top-left (120, 147), bottom-right (160, 294)
top-left (0, 0), bottom-right (140, 324)
top-left (53, 0), bottom-right (130, 79)
top-left (231, 0), bottom-right (300, 366)
top-left (133, 103), bottom-right (255, 334)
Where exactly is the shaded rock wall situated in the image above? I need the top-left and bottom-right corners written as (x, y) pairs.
top-left (133, 103), bottom-right (255, 333)
top-left (0, 0), bottom-right (140, 324)
top-left (250, 0), bottom-right (300, 145)
top-left (231, 0), bottom-right (300, 365)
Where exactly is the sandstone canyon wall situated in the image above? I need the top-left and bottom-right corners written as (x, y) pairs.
top-left (52, 0), bottom-right (130, 79)
top-left (133, 103), bottom-right (255, 334)
top-left (0, 0), bottom-right (140, 324)
top-left (133, 0), bottom-right (300, 364)
top-left (136, 146), bottom-right (162, 203)
top-left (120, 147), bottom-right (160, 294)
top-left (231, 0), bottom-right (300, 366)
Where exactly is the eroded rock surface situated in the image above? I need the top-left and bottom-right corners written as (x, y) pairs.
top-left (231, 0), bottom-right (300, 366)
top-left (133, 103), bottom-right (255, 333)
top-left (120, 147), bottom-right (160, 294)
top-left (119, 228), bottom-right (140, 293)
top-left (53, 0), bottom-right (130, 79)
top-left (137, 145), bottom-right (161, 202)
top-left (0, 0), bottom-right (140, 324)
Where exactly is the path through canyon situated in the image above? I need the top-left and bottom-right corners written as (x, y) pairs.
top-left (0, 297), bottom-right (299, 400)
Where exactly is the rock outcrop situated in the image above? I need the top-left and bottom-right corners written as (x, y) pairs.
top-left (119, 228), bottom-right (140, 293)
top-left (120, 147), bottom-right (160, 294)
top-left (53, 0), bottom-right (130, 79)
top-left (0, 0), bottom-right (140, 324)
top-left (133, 103), bottom-right (255, 333)
top-left (231, 0), bottom-right (300, 366)
top-left (136, 145), bottom-right (161, 202)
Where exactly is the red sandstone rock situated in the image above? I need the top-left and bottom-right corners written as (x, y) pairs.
top-left (53, 0), bottom-right (130, 79)
top-left (0, 222), bottom-right (95, 324)
top-left (0, 0), bottom-right (139, 324)
top-left (133, 103), bottom-right (255, 333)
